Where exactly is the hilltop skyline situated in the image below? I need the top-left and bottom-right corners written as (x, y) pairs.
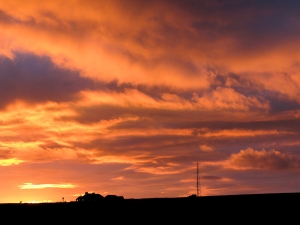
top-left (1, 0), bottom-right (300, 203)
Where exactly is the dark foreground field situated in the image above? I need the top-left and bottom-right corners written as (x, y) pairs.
top-left (1, 193), bottom-right (299, 222)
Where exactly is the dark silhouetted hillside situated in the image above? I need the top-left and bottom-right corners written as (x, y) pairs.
top-left (1, 193), bottom-right (299, 222)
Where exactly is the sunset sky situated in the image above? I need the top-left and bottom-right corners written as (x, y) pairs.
top-left (1, 0), bottom-right (300, 203)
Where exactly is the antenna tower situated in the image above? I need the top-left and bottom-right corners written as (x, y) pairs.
top-left (196, 162), bottom-right (201, 196)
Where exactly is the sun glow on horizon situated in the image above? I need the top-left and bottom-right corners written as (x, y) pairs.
top-left (25, 200), bottom-right (52, 203)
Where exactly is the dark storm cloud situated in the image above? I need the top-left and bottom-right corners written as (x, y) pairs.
top-left (0, 53), bottom-right (96, 108)
top-left (144, 1), bottom-right (291, 56)
top-left (0, 51), bottom-right (211, 111)
top-left (178, 0), bottom-right (300, 47)
top-left (104, 0), bottom-right (300, 57)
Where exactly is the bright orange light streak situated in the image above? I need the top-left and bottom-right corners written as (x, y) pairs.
top-left (0, 158), bottom-right (24, 166)
top-left (19, 183), bottom-right (76, 189)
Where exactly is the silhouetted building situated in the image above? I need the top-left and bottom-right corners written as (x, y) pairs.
top-left (76, 192), bottom-right (104, 202)
top-left (105, 195), bottom-right (124, 200)
top-left (188, 194), bottom-right (197, 198)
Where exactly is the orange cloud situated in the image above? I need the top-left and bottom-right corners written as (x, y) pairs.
top-left (111, 176), bottom-right (124, 181)
top-left (78, 87), bottom-right (269, 114)
top-left (192, 87), bottom-right (269, 111)
top-left (199, 145), bottom-right (213, 152)
top-left (230, 148), bottom-right (300, 170)
top-left (0, 1), bottom-right (211, 90)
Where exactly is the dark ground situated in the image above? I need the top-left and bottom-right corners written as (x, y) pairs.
top-left (1, 193), bottom-right (299, 222)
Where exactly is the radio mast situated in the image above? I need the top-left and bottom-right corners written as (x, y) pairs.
top-left (196, 162), bottom-right (201, 196)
